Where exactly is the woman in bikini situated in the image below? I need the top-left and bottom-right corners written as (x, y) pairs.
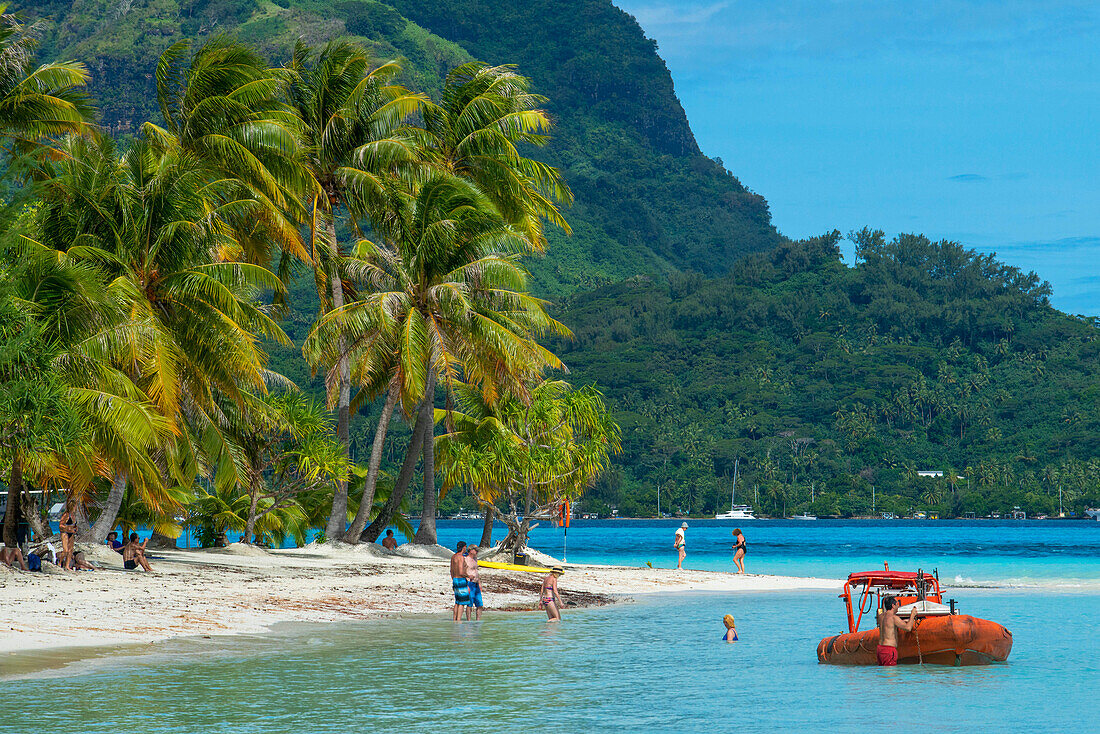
top-left (732, 528), bottom-right (746, 574)
top-left (58, 506), bottom-right (78, 570)
top-left (722, 614), bottom-right (739, 642)
top-left (540, 566), bottom-right (565, 621)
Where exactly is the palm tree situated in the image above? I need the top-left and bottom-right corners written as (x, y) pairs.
top-left (422, 62), bottom-right (572, 250)
top-left (5, 221), bottom-right (171, 544)
top-left (305, 175), bottom-right (568, 545)
top-left (436, 378), bottom-right (620, 552)
top-left (143, 37), bottom-right (312, 267)
top-left (286, 40), bottom-right (424, 540)
top-left (222, 389), bottom-right (349, 544)
top-left (28, 134), bottom-right (289, 540)
top-left (0, 5), bottom-right (91, 170)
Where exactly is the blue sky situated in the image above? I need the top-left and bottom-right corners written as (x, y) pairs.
top-left (612, 0), bottom-right (1100, 315)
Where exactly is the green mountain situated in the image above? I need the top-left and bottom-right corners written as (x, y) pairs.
top-left (554, 230), bottom-right (1100, 517)
top-left (15, 2), bottom-right (1099, 518)
top-left (17, 0), bottom-right (782, 295)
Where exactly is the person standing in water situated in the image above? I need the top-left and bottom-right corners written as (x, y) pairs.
top-left (541, 566), bottom-right (565, 620)
top-left (450, 541), bottom-right (470, 621)
top-left (722, 614), bottom-right (739, 642)
top-left (876, 596), bottom-right (917, 666)
top-left (674, 522), bottom-right (688, 569)
top-left (465, 545), bottom-right (483, 620)
top-left (732, 528), bottom-right (746, 574)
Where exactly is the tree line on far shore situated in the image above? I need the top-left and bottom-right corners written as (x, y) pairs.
top-left (0, 8), bottom-right (618, 553)
top-left (553, 230), bottom-right (1100, 520)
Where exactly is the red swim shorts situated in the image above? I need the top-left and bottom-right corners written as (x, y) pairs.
top-left (876, 645), bottom-right (898, 666)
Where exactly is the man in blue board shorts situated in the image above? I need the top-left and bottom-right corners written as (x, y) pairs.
top-left (450, 541), bottom-right (470, 620)
top-left (465, 545), bottom-right (484, 620)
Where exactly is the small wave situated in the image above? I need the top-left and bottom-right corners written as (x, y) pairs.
top-left (950, 574), bottom-right (1096, 591)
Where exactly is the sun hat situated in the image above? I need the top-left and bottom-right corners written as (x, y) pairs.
top-left (551, 565), bottom-right (564, 575)
top-left (681, 522), bottom-right (689, 529)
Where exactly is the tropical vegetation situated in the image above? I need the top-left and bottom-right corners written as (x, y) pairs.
top-left (0, 19), bottom-right (617, 550)
top-left (555, 231), bottom-right (1100, 518)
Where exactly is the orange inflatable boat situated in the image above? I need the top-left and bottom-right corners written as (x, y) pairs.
top-left (817, 566), bottom-right (1013, 666)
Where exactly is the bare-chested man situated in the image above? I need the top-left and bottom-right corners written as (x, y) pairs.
top-left (876, 595), bottom-right (917, 666)
top-left (465, 546), bottom-right (483, 620)
top-left (450, 541), bottom-right (470, 621)
top-left (123, 533), bottom-right (153, 572)
top-left (381, 529), bottom-right (398, 551)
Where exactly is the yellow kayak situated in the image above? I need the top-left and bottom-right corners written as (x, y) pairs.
top-left (478, 560), bottom-right (553, 573)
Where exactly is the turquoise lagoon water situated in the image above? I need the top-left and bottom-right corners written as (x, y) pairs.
top-left (1, 592), bottom-right (1095, 733)
top-left (3, 520), bottom-right (1098, 732)
top-left (438, 518), bottom-right (1100, 589)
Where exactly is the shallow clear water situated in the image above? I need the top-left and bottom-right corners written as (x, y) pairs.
top-left (1, 591), bottom-right (1094, 733)
top-left (5, 521), bottom-right (1097, 731)
top-left (435, 518), bottom-right (1100, 589)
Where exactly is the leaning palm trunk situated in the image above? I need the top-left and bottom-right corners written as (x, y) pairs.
top-left (342, 382), bottom-right (399, 542)
top-left (413, 379), bottom-right (438, 544)
top-left (20, 491), bottom-right (51, 541)
top-left (82, 471), bottom-right (128, 543)
top-left (363, 371), bottom-right (436, 542)
top-left (325, 220), bottom-right (353, 540)
top-left (479, 503), bottom-right (496, 548)
top-left (244, 465), bottom-right (263, 545)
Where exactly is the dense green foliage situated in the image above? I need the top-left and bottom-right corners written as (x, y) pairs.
top-left (17, 0), bottom-right (783, 295)
top-left (7, 3), bottom-right (1098, 525)
top-left (555, 230), bottom-right (1100, 518)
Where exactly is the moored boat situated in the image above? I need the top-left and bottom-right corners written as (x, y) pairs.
top-left (817, 566), bottom-right (1012, 666)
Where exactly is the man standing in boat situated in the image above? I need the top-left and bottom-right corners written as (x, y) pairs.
top-left (877, 596), bottom-right (917, 666)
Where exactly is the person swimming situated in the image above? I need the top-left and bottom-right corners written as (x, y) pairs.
top-left (722, 614), bottom-right (739, 642)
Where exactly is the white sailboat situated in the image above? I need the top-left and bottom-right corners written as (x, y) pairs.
top-left (715, 459), bottom-right (757, 520)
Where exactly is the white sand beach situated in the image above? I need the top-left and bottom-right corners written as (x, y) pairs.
top-left (0, 542), bottom-right (840, 655)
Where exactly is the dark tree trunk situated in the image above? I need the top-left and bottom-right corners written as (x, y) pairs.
top-left (20, 491), bottom-right (50, 541)
top-left (343, 381), bottom-right (399, 543)
top-left (244, 461), bottom-right (262, 545)
top-left (325, 215), bottom-right (353, 540)
top-left (83, 471), bottom-right (128, 542)
top-left (362, 371), bottom-right (436, 543)
top-left (479, 504), bottom-right (495, 548)
top-left (3, 453), bottom-right (23, 548)
top-left (412, 390), bottom-right (438, 545)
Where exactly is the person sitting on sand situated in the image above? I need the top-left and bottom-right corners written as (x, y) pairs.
top-left (0, 545), bottom-right (28, 571)
top-left (674, 522), bottom-right (688, 569)
top-left (541, 566), bottom-right (565, 621)
top-left (732, 528), bottom-right (746, 574)
top-left (465, 545), bottom-right (483, 620)
top-left (72, 550), bottom-right (96, 571)
top-left (876, 596), bottom-right (917, 666)
top-left (450, 541), bottom-right (470, 621)
top-left (722, 614), bottom-right (739, 642)
top-left (381, 529), bottom-right (398, 551)
top-left (123, 533), bottom-right (153, 572)
top-left (106, 531), bottom-right (124, 553)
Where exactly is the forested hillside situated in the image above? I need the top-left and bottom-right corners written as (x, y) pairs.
top-left (10, 2), bottom-right (1099, 520)
top-left (555, 230), bottom-right (1100, 518)
top-left (16, 0), bottom-right (782, 294)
